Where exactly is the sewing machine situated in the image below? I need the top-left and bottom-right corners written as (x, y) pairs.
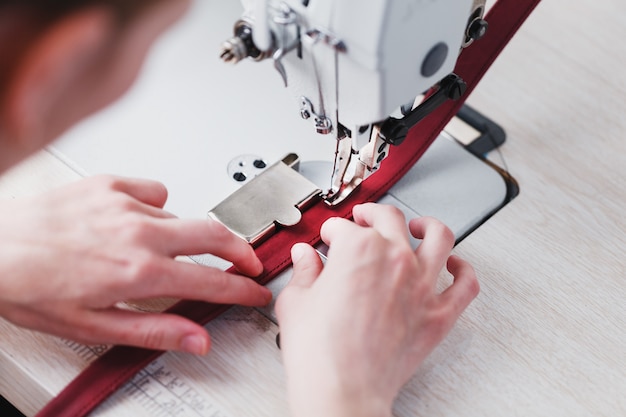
top-left (218, 0), bottom-right (489, 206)
top-left (51, 0), bottom-right (512, 263)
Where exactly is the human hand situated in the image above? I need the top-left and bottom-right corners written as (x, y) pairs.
top-left (0, 175), bottom-right (271, 354)
top-left (275, 203), bottom-right (479, 417)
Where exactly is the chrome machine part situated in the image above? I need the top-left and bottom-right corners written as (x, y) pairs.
top-left (219, 3), bottom-right (301, 84)
top-left (220, 20), bottom-right (272, 64)
top-left (300, 97), bottom-right (333, 135)
top-left (324, 124), bottom-right (389, 206)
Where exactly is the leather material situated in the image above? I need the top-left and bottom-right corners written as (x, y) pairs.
top-left (35, 0), bottom-right (542, 415)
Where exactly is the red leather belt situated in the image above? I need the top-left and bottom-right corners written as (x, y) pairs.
top-left (35, 0), bottom-right (542, 415)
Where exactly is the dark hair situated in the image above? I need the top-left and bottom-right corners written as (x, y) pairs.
top-left (0, 0), bottom-right (155, 95)
top-left (0, 0), bottom-right (153, 25)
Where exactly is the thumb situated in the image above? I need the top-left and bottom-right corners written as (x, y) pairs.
top-left (288, 243), bottom-right (323, 289)
top-left (275, 244), bottom-right (322, 338)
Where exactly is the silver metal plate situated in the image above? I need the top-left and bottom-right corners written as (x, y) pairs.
top-left (208, 153), bottom-right (321, 246)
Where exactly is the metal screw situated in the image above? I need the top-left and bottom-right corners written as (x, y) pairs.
top-left (315, 117), bottom-right (333, 135)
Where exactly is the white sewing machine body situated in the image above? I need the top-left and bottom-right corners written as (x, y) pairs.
top-left (235, 0), bottom-right (475, 129)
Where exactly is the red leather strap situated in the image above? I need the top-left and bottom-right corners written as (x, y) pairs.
top-left (35, 1), bottom-right (541, 415)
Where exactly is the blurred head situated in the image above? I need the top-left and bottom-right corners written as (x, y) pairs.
top-left (0, 0), bottom-right (190, 172)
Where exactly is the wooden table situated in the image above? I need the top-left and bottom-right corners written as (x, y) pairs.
top-left (1, 0), bottom-right (625, 415)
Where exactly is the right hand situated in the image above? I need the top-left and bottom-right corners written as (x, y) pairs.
top-left (276, 203), bottom-right (479, 417)
top-left (0, 175), bottom-right (272, 355)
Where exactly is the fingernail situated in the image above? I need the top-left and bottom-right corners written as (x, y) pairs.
top-left (262, 287), bottom-right (273, 304)
top-left (253, 257), bottom-right (265, 275)
top-left (180, 334), bottom-right (208, 355)
top-left (291, 243), bottom-right (307, 263)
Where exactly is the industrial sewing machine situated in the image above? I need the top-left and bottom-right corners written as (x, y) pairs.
top-left (218, 0), bottom-right (489, 205)
top-left (201, 0), bottom-right (514, 249)
top-left (190, 0), bottom-right (515, 320)
top-left (52, 0), bottom-right (514, 255)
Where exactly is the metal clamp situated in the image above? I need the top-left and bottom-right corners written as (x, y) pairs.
top-left (208, 153), bottom-right (322, 246)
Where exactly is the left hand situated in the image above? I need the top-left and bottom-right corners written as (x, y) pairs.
top-left (0, 175), bottom-right (271, 354)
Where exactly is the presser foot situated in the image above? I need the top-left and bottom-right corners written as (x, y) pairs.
top-left (323, 124), bottom-right (388, 206)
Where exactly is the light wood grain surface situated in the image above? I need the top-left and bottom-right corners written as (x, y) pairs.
top-left (1, 0), bottom-right (625, 416)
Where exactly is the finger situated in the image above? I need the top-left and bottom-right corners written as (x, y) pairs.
top-left (105, 175), bottom-right (169, 208)
top-left (319, 216), bottom-right (362, 247)
top-left (288, 243), bottom-right (323, 288)
top-left (409, 216), bottom-right (455, 273)
top-left (274, 243), bottom-right (323, 324)
top-left (117, 196), bottom-right (177, 220)
top-left (78, 308), bottom-right (212, 355)
top-left (121, 259), bottom-right (272, 307)
top-left (352, 203), bottom-right (411, 244)
top-left (439, 255), bottom-right (480, 316)
top-left (157, 218), bottom-right (264, 277)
